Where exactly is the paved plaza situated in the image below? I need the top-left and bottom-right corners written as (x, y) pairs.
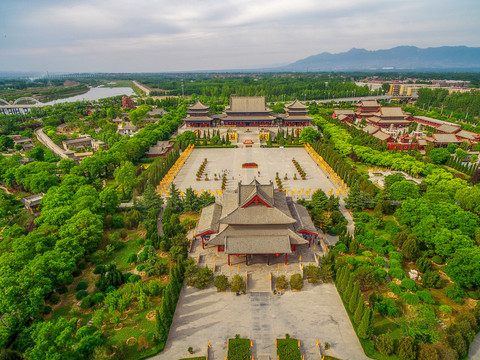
top-left (153, 283), bottom-right (368, 360)
top-left (173, 147), bottom-right (343, 200)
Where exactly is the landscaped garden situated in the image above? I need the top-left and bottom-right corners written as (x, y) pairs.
top-left (277, 336), bottom-right (301, 360)
top-left (227, 335), bottom-right (251, 360)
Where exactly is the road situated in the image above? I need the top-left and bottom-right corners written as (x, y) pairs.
top-left (35, 127), bottom-right (72, 159)
top-left (315, 95), bottom-right (416, 103)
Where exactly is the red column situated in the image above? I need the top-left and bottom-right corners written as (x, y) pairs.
top-left (228, 254), bottom-right (230, 266)
top-left (308, 238), bottom-right (311, 248)
top-left (285, 253), bottom-right (288, 265)
top-left (202, 238), bottom-right (204, 249)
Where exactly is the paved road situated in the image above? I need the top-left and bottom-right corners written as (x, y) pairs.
top-left (153, 283), bottom-right (368, 360)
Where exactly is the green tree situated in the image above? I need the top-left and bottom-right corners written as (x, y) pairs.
top-left (357, 308), bottom-right (373, 339)
top-left (429, 148), bottom-right (450, 164)
top-left (348, 283), bottom-right (360, 313)
top-left (353, 299), bottom-right (365, 325)
top-left (99, 187), bottom-right (120, 213)
top-left (195, 267), bottom-right (213, 289)
top-left (114, 160), bottom-right (137, 197)
top-left (390, 181), bottom-right (419, 200)
top-left (376, 333), bottom-right (394, 355)
top-left (344, 274), bottom-right (354, 301)
top-left (396, 336), bottom-right (416, 360)
top-left (402, 236), bottom-right (420, 260)
top-left (166, 183), bottom-right (184, 213)
top-left (446, 247), bottom-right (480, 288)
top-left (214, 275), bottom-right (229, 292)
top-left (290, 274), bottom-right (304, 291)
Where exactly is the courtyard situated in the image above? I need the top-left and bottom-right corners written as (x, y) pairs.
top-left (172, 147), bottom-right (343, 200)
top-left (153, 283), bottom-right (368, 360)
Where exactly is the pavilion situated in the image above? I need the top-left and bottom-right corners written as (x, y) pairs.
top-left (195, 179), bottom-right (318, 265)
top-left (283, 99), bottom-right (313, 127)
top-left (184, 101), bottom-right (213, 128)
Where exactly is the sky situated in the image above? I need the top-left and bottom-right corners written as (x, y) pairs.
top-left (1, 0), bottom-right (479, 73)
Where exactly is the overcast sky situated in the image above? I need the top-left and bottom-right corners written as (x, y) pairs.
top-left (1, 0), bottom-right (479, 73)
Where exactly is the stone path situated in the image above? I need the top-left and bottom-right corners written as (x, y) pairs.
top-left (248, 271), bottom-right (272, 293)
top-left (152, 283), bottom-right (368, 360)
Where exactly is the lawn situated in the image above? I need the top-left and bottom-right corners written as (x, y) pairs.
top-left (277, 338), bottom-right (301, 360)
top-left (227, 338), bottom-right (251, 360)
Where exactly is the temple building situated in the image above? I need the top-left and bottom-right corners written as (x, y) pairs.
top-left (221, 96), bottom-right (275, 127)
top-left (195, 179), bottom-right (318, 266)
top-left (365, 107), bottom-right (411, 129)
top-left (182, 96), bottom-right (313, 128)
top-left (356, 100), bottom-right (380, 116)
top-left (283, 99), bottom-right (313, 127)
top-left (184, 101), bottom-right (213, 128)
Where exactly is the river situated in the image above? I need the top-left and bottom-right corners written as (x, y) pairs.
top-left (44, 86), bottom-right (135, 105)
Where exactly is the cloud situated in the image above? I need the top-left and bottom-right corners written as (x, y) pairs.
top-left (0, 0), bottom-right (479, 72)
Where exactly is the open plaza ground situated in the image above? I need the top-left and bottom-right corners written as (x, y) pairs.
top-left (172, 147), bottom-right (343, 200)
top-left (153, 284), bottom-right (368, 360)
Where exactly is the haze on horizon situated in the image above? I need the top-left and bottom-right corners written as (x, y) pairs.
top-left (1, 0), bottom-right (479, 73)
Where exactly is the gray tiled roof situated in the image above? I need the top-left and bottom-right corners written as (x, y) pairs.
top-left (219, 206), bottom-right (296, 225)
top-left (225, 235), bottom-right (292, 254)
top-left (196, 203), bottom-right (222, 235)
top-left (286, 99), bottom-right (308, 110)
top-left (287, 199), bottom-right (317, 235)
top-left (188, 101), bottom-right (210, 110)
top-left (432, 133), bottom-right (462, 143)
top-left (437, 124), bottom-right (461, 134)
top-left (372, 131), bottom-right (392, 141)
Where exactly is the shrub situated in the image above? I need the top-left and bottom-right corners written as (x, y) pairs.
top-left (374, 268), bottom-right (387, 283)
top-left (105, 285), bottom-right (116, 293)
top-left (76, 281), bottom-right (88, 291)
top-left (48, 294), bottom-right (61, 305)
top-left (136, 237), bottom-right (145, 246)
top-left (72, 269), bottom-right (82, 277)
top-left (214, 275), bottom-right (229, 292)
top-left (230, 274), bottom-right (246, 293)
top-left (401, 278), bottom-right (417, 292)
top-left (78, 262), bottom-right (88, 270)
top-left (468, 290), bottom-right (480, 300)
top-left (417, 290), bottom-right (435, 304)
top-left (439, 305), bottom-right (452, 316)
top-left (127, 253), bottom-right (138, 264)
top-left (335, 243), bottom-right (347, 252)
top-left (389, 268), bottom-right (405, 279)
top-left (76, 290), bottom-right (88, 300)
top-left (431, 255), bottom-right (443, 265)
top-left (415, 257), bottom-right (431, 273)
top-left (388, 259), bottom-right (402, 269)
top-left (93, 265), bottom-right (106, 275)
top-left (290, 274), bottom-right (304, 291)
top-left (128, 274), bottom-right (141, 283)
top-left (388, 251), bottom-right (403, 262)
top-left (42, 306), bottom-right (52, 315)
top-left (80, 297), bottom-right (93, 309)
top-left (374, 298), bottom-right (401, 317)
top-left (445, 285), bottom-right (466, 304)
top-left (373, 257), bottom-right (385, 266)
top-left (195, 267), bottom-right (214, 289)
top-left (422, 271), bottom-right (442, 289)
top-left (119, 228), bottom-right (128, 239)
top-left (401, 292), bottom-right (419, 305)
top-left (276, 275), bottom-right (288, 291)
top-left (112, 214), bottom-right (124, 228)
top-left (305, 265), bottom-right (321, 284)
top-left (57, 285), bottom-right (68, 294)
top-left (387, 282), bottom-right (402, 295)
top-left (91, 292), bottom-right (105, 304)
top-left (137, 264), bottom-right (146, 272)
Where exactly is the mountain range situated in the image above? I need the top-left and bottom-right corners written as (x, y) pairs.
top-left (275, 46), bottom-right (480, 72)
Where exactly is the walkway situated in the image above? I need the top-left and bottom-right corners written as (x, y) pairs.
top-left (153, 283), bottom-right (368, 360)
top-left (35, 128), bottom-right (72, 159)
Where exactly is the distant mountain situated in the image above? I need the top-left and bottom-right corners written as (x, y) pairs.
top-left (277, 46), bottom-right (480, 71)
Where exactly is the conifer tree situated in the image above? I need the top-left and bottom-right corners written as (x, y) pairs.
top-left (348, 282), bottom-right (360, 313)
top-left (154, 309), bottom-right (163, 342)
top-left (344, 274), bottom-right (354, 301)
top-left (353, 298), bottom-right (365, 325)
top-left (358, 308), bottom-right (373, 339)
top-left (338, 267), bottom-right (348, 293)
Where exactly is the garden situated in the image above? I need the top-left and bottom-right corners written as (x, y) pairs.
top-left (227, 335), bottom-right (251, 360)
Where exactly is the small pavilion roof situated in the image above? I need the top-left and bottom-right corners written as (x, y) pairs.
top-left (188, 101), bottom-right (210, 110)
top-left (286, 99), bottom-right (308, 110)
top-left (456, 130), bottom-right (479, 141)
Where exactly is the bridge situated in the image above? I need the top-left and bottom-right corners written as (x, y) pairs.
top-left (0, 97), bottom-right (44, 114)
top-left (315, 94), bottom-right (417, 103)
